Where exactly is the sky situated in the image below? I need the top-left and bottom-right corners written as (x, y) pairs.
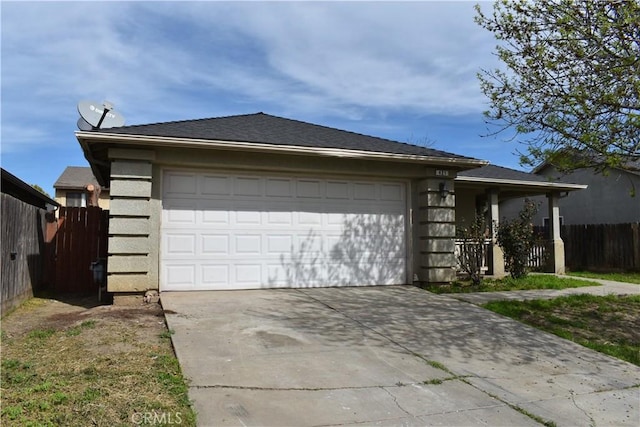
top-left (1, 1), bottom-right (527, 196)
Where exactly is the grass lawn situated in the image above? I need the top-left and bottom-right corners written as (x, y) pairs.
top-left (483, 294), bottom-right (640, 366)
top-left (1, 296), bottom-right (196, 426)
top-left (423, 274), bottom-right (598, 294)
top-left (566, 271), bottom-right (640, 285)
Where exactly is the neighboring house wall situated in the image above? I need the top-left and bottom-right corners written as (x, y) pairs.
top-left (501, 166), bottom-right (640, 225)
top-left (55, 189), bottom-right (110, 209)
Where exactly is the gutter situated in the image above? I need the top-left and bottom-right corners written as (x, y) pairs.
top-left (75, 131), bottom-right (488, 169)
top-left (455, 175), bottom-right (588, 190)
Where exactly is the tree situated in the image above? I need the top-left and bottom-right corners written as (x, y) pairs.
top-left (475, 0), bottom-right (640, 175)
top-left (31, 184), bottom-right (50, 197)
top-left (496, 199), bottom-right (539, 279)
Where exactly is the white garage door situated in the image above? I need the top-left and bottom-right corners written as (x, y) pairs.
top-left (161, 170), bottom-right (407, 291)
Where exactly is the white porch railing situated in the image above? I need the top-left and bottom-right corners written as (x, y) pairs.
top-left (454, 239), bottom-right (492, 274)
top-left (455, 239), bottom-right (548, 274)
top-left (527, 241), bottom-right (547, 270)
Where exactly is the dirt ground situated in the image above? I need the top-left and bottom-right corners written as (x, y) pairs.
top-left (2, 295), bottom-right (165, 342)
top-left (1, 294), bottom-right (196, 426)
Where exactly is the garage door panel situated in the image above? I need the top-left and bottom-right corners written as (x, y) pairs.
top-left (164, 172), bottom-right (197, 196)
top-left (202, 209), bottom-right (229, 225)
top-left (161, 171), bottom-right (407, 290)
top-left (201, 175), bottom-right (231, 195)
top-left (298, 211), bottom-right (322, 225)
top-left (164, 201), bottom-right (197, 225)
top-left (201, 234), bottom-right (229, 255)
top-left (165, 234), bottom-right (196, 256)
top-left (267, 211), bottom-right (293, 225)
top-left (267, 235), bottom-right (293, 255)
top-left (235, 264), bottom-right (262, 286)
top-left (266, 178), bottom-right (293, 197)
top-left (235, 235), bottom-right (262, 254)
top-left (354, 182), bottom-right (377, 200)
top-left (297, 180), bottom-right (322, 198)
top-left (235, 210), bottom-right (262, 225)
top-left (326, 181), bottom-right (350, 199)
top-left (165, 264), bottom-right (196, 289)
top-left (235, 177), bottom-right (262, 196)
top-left (202, 265), bottom-right (229, 286)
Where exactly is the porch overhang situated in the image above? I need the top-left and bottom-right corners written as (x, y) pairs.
top-left (454, 175), bottom-right (587, 200)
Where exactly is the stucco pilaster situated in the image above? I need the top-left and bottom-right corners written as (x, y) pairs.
top-left (107, 152), bottom-right (154, 293)
top-left (417, 176), bottom-right (456, 284)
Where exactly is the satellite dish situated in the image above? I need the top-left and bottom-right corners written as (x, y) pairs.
top-left (77, 117), bottom-right (93, 131)
top-left (77, 100), bottom-right (126, 129)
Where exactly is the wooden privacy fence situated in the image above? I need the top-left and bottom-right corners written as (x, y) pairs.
top-left (1, 193), bottom-right (52, 313)
top-left (535, 223), bottom-right (640, 272)
top-left (52, 207), bottom-right (109, 293)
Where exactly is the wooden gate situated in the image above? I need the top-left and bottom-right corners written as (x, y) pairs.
top-left (53, 207), bottom-right (108, 293)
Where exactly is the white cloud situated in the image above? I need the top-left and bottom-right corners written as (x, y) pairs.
top-left (1, 1), bottom-right (499, 154)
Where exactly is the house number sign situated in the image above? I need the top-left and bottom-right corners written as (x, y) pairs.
top-left (435, 169), bottom-right (449, 176)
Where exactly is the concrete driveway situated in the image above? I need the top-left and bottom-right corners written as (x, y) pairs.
top-left (162, 286), bottom-right (639, 427)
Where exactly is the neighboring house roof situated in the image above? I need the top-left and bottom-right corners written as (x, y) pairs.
top-left (456, 164), bottom-right (587, 197)
top-left (94, 112), bottom-right (481, 161)
top-left (53, 166), bottom-right (101, 190)
top-left (532, 157), bottom-right (640, 178)
top-left (1, 168), bottom-right (59, 210)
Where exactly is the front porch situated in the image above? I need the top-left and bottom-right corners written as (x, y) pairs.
top-left (453, 165), bottom-right (587, 278)
top-left (454, 238), bottom-right (547, 278)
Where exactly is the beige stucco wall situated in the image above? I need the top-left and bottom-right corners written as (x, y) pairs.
top-left (104, 145), bottom-right (464, 293)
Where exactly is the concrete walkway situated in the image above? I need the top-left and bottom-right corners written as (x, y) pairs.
top-left (162, 285), bottom-right (639, 427)
top-left (448, 275), bottom-right (640, 305)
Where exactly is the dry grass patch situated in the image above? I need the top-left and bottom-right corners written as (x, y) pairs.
top-left (1, 296), bottom-right (196, 426)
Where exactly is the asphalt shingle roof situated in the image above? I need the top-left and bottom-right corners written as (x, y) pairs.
top-left (97, 112), bottom-right (479, 161)
top-left (458, 164), bottom-right (552, 182)
top-left (54, 166), bottom-right (99, 189)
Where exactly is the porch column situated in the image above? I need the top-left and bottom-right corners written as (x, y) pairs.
top-left (487, 190), bottom-right (505, 277)
top-left (417, 176), bottom-right (456, 284)
top-left (545, 191), bottom-right (565, 274)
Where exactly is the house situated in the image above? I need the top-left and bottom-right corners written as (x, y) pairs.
top-left (1, 168), bottom-right (59, 313)
top-left (75, 112), bottom-right (585, 301)
top-left (500, 161), bottom-right (639, 226)
top-left (53, 166), bottom-right (110, 209)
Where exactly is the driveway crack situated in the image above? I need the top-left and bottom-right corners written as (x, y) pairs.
top-left (381, 386), bottom-right (415, 418)
top-left (191, 383), bottom-right (422, 392)
top-left (569, 390), bottom-right (596, 427)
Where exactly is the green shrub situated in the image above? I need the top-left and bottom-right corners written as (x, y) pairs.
top-left (497, 199), bottom-right (539, 279)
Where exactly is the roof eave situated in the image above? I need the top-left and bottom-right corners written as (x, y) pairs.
top-left (455, 175), bottom-right (588, 191)
top-left (1, 168), bottom-right (60, 208)
top-left (75, 131), bottom-right (488, 169)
